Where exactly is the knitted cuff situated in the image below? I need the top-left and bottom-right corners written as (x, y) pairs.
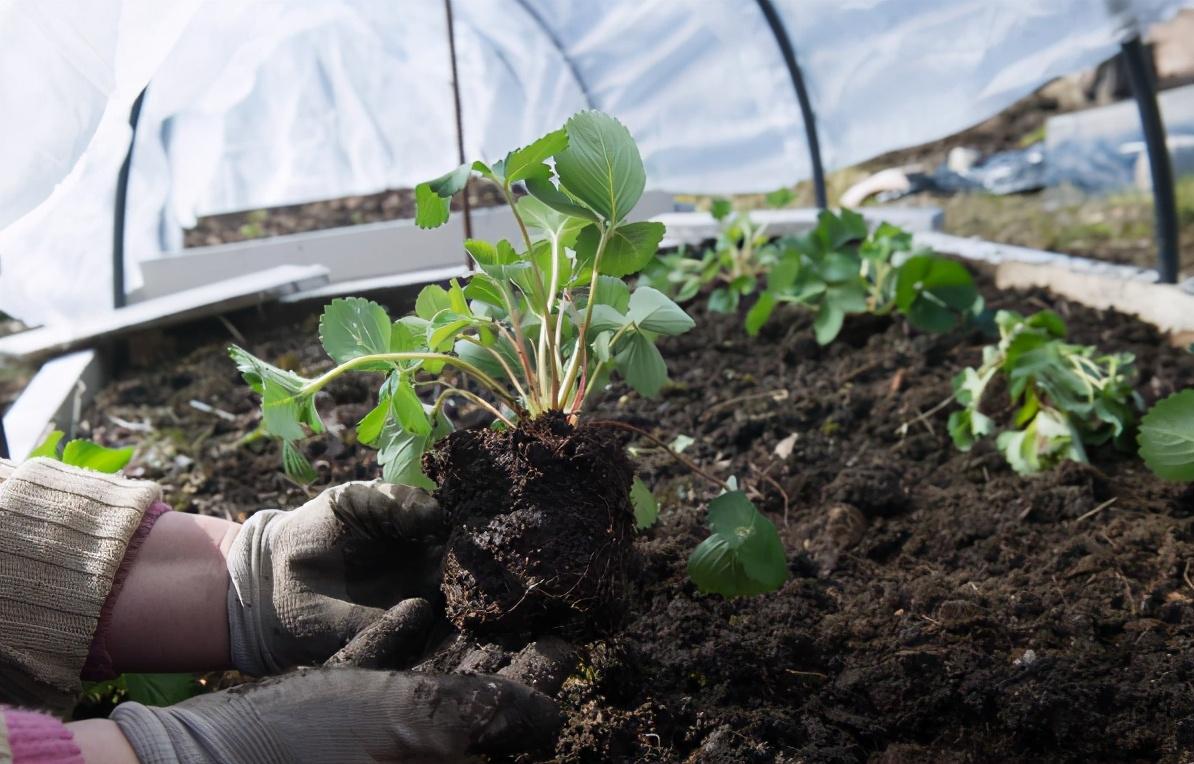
top-left (0, 458), bottom-right (160, 716)
top-left (0, 707), bottom-right (83, 764)
top-left (226, 509), bottom-right (283, 677)
top-left (82, 501), bottom-right (173, 681)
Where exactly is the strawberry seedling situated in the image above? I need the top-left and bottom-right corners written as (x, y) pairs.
top-left (231, 110), bottom-right (787, 629)
top-left (949, 310), bottom-right (1140, 474)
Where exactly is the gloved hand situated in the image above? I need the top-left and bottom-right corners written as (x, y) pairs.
top-left (110, 667), bottom-right (560, 763)
top-left (227, 482), bottom-right (447, 675)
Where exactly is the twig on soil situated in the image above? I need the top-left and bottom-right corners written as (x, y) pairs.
top-left (752, 465), bottom-right (791, 526)
top-left (1073, 497), bottom-right (1118, 523)
top-left (590, 420), bottom-right (732, 492)
top-left (895, 395), bottom-right (955, 437)
top-left (189, 399), bottom-right (239, 422)
top-left (699, 389), bottom-right (788, 423)
top-left (784, 669), bottom-right (828, 680)
top-left (108, 415), bottom-right (153, 433)
top-left (217, 315), bottom-right (248, 345)
top-left (842, 360), bottom-right (882, 383)
top-left (1183, 560), bottom-right (1194, 593)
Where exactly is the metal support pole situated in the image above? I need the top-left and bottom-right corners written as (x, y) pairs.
top-left (0, 411), bottom-right (8, 460)
top-left (443, 0), bottom-right (473, 268)
top-left (1120, 35), bottom-right (1179, 283)
top-left (113, 88), bottom-right (148, 309)
top-left (755, 0), bottom-right (827, 209)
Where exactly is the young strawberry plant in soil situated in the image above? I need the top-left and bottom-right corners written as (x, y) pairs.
top-left (79, 262), bottom-right (1194, 761)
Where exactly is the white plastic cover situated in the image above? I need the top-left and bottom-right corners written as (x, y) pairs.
top-left (1, 0), bottom-right (1190, 325)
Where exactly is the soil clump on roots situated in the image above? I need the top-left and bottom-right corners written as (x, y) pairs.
top-left (424, 412), bottom-right (636, 638)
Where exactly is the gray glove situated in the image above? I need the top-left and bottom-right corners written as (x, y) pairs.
top-left (227, 482), bottom-right (446, 675)
top-left (111, 667), bottom-right (560, 763)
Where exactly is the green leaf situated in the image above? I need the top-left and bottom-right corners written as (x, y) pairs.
top-left (895, 255), bottom-right (978, 333)
top-left (319, 297), bottom-right (392, 365)
top-left (516, 194), bottom-right (588, 246)
top-left (766, 187), bottom-right (795, 208)
top-left (415, 183), bottom-right (450, 229)
top-left (1139, 389), bottom-right (1194, 481)
top-left (29, 430), bottom-right (64, 459)
top-left (282, 441), bottom-right (317, 484)
top-left (121, 674), bottom-right (201, 706)
top-left (630, 476), bottom-right (659, 530)
top-left (745, 291), bottom-right (777, 336)
top-left (593, 275), bottom-right (631, 312)
top-left (415, 164), bottom-right (471, 229)
top-left (819, 252), bottom-right (862, 283)
top-left (415, 285), bottom-right (452, 321)
top-left (687, 491), bottom-right (788, 597)
top-left (503, 129), bottom-right (568, 183)
top-left (615, 331), bottom-right (668, 397)
top-left (589, 304), bottom-right (629, 334)
top-left (524, 173), bottom-right (600, 222)
top-left (262, 377), bottom-right (307, 441)
top-left (228, 346), bottom-right (310, 397)
top-left (377, 423), bottom-right (434, 490)
top-left (574, 221), bottom-right (666, 280)
top-left (61, 440), bottom-right (134, 473)
top-left (391, 375), bottom-right (431, 436)
top-left (464, 273), bottom-right (507, 313)
top-left (554, 111), bottom-right (645, 224)
top-left (628, 286), bottom-right (694, 335)
top-left (813, 303), bottom-right (845, 345)
top-left (708, 287), bottom-right (738, 314)
top-left (710, 198), bottom-right (733, 221)
top-left (357, 395), bottom-right (390, 446)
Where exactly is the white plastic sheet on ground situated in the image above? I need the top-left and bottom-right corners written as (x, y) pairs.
top-left (0, 0), bottom-right (1190, 326)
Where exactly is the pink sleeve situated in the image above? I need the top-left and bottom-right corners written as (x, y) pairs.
top-left (0, 708), bottom-right (83, 764)
top-left (82, 501), bottom-right (173, 681)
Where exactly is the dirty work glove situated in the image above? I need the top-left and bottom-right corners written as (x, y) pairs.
top-left (227, 482), bottom-right (447, 675)
top-left (111, 667), bottom-right (561, 763)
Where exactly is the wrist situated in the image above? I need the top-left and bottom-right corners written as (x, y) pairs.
top-left (65, 720), bottom-right (137, 764)
top-left (103, 511), bottom-right (242, 673)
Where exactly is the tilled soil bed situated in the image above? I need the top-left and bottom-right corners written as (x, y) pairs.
top-left (82, 271), bottom-right (1194, 762)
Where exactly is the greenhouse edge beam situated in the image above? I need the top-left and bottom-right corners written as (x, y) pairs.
top-left (754, 0), bottom-right (826, 209)
top-left (112, 87), bottom-right (147, 310)
top-left (1120, 35), bottom-right (1180, 284)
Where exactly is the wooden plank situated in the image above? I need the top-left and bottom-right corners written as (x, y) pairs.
top-left (658, 206), bottom-right (943, 247)
top-left (135, 191), bottom-right (677, 302)
top-left (994, 261), bottom-right (1194, 347)
top-left (2, 350), bottom-right (103, 460)
top-left (0, 264), bottom-right (329, 360)
top-left (281, 264), bottom-right (471, 303)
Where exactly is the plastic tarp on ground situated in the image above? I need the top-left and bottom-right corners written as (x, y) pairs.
top-left (0, 0), bottom-right (1189, 326)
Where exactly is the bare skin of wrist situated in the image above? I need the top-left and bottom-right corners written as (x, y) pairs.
top-left (106, 511), bottom-right (242, 672)
top-left (67, 720), bottom-right (139, 764)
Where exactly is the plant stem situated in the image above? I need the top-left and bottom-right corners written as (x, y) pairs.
top-left (300, 352), bottom-right (518, 411)
top-left (558, 225), bottom-right (611, 407)
top-left (493, 279), bottom-right (540, 409)
top-left (432, 387), bottom-right (516, 428)
top-left (457, 336), bottom-right (529, 402)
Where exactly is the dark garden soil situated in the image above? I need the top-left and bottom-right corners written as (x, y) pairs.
top-left (81, 269), bottom-right (1194, 762)
top-left (425, 413), bottom-right (636, 637)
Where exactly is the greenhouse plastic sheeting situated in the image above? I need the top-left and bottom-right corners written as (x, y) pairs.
top-left (0, 0), bottom-right (1189, 326)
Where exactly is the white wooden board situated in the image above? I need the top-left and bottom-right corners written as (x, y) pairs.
top-left (0, 264), bottom-right (329, 359)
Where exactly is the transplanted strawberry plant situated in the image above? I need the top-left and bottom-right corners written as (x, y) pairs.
top-left (639, 188), bottom-right (794, 312)
top-left (949, 309), bottom-right (1140, 475)
top-left (746, 209), bottom-right (983, 343)
top-left (231, 110), bottom-right (788, 629)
